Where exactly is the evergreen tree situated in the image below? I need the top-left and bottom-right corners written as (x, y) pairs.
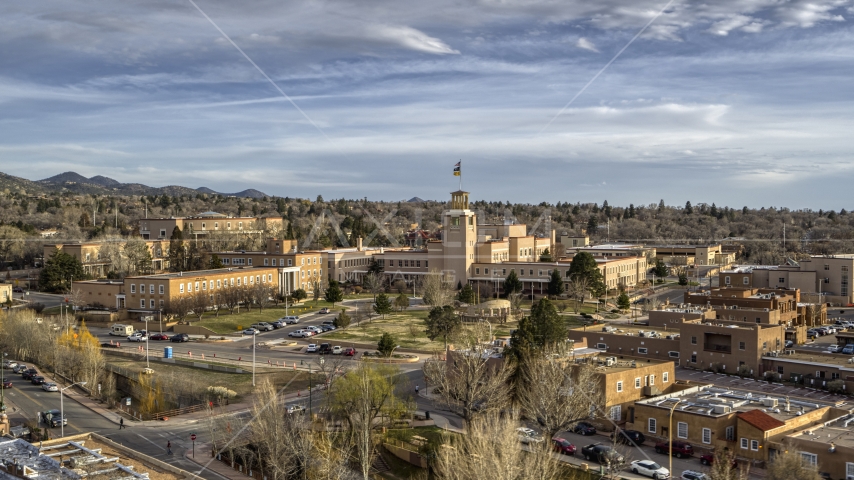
top-left (457, 283), bottom-right (476, 303)
top-left (658, 199), bottom-right (665, 212)
top-left (504, 270), bottom-right (523, 296)
top-left (628, 204), bottom-right (635, 218)
top-left (567, 252), bottom-right (605, 297)
top-left (39, 248), bottom-right (86, 293)
top-left (377, 332), bottom-right (397, 357)
top-left (333, 309), bottom-right (351, 329)
top-left (209, 254), bottom-right (224, 269)
top-left (324, 279), bottom-right (344, 306)
top-left (394, 292), bottom-right (410, 311)
top-left (547, 268), bottom-right (564, 298)
top-left (367, 258), bottom-right (384, 275)
top-left (291, 288), bottom-right (307, 302)
top-left (653, 259), bottom-right (669, 279)
top-left (617, 292), bottom-right (630, 311)
top-left (424, 305), bottom-right (461, 349)
top-left (685, 201), bottom-right (693, 214)
top-left (373, 293), bottom-right (392, 318)
top-left (587, 216), bottom-right (598, 232)
top-left (167, 226), bottom-right (186, 272)
top-left (678, 271), bottom-right (689, 286)
top-left (602, 200), bottom-right (611, 218)
top-left (508, 299), bottom-right (568, 361)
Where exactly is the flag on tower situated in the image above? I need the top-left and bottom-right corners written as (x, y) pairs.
top-left (453, 161), bottom-right (461, 176)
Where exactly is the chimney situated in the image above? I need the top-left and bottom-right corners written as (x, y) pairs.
top-left (357, 237), bottom-right (363, 251)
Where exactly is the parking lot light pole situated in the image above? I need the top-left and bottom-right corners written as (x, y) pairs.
top-left (668, 399), bottom-right (682, 478)
top-left (252, 330), bottom-right (256, 387)
top-left (1, 352), bottom-right (7, 412)
top-left (60, 381), bottom-right (87, 438)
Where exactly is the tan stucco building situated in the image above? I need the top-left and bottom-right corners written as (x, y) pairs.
top-left (138, 212), bottom-right (283, 240)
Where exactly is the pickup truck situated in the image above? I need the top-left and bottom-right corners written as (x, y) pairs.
top-left (250, 322), bottom-right (275, 332)
top-left (581, 444), bottom-right (625, 465)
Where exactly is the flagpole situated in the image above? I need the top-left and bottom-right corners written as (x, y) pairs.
top-left (459, 160), bottom-right (462, 191)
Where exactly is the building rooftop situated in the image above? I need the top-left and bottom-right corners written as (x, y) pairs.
top-left (763, 350), bottom-right (854, 368)
top-left (572, 353), bottom-right (674, 374)
top-left (636, 385), bottom-right (838, 421)
top-left (738, 409), bottom-right (786, 431)
top-left (785, 413), bottom-right (854, 448)
top-left (572, 324), bottom-right (682, 338)
top-left (127, 267), bottom-right (275, 280)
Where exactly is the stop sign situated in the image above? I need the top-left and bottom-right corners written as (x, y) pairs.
top-left (191, 434), bottom-right (196, 441)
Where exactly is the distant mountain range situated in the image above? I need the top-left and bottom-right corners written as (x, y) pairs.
top-left (0, 171), bottom-right (268, 198)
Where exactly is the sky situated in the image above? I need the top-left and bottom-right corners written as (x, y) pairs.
top-left (1, 0), bottom-right (853, 209)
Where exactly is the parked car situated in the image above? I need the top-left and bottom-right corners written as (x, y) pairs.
top-left (31, 375), bottom-right (45, 385)
top-left (612, 429), bottom-right (645, 445)
top-left (552, 437), bottom-right (576, 455)
top-left (306, 326), bottom-right (323, 334)
top-left (42, 382), bottom-right (59, 392)
top-left (344, 347), bottom-right (357, 356)
top-left (281, 316), bottom-right (300, 324)
top-left (22, 369), bottom-right (38, 380)
top-left (12, 364), bottom-right (28, 374)
top-left (843, 344), bottom-right (854, 355)
top-left (319, 308), bottom-right (330, 314)
top-left (681, 470), bottom-right (710, 480)
top-left (655, 440), bottom-right (694, 458)
top-left (306, 344), bottom-right (318, 353)
top-left (170, 333), bottom-right (190, 342)
top-left (250, 322), bottom-right (274, 332)
top-left (243, 328), bottom-right (260, 336)
top-left (318, 343), bottom-right (332, 354)
top-left (150, 333), bottom-right (169, 341)
top-left (827, 344), bottom-right (842, 353)
top-left (320, 324), bottom-right (336, 332)
top-left (288, 330), bottom-right (307, 338)
top-left (287, 405), bottom-right (306, 414)
top-left (272, 320), bottom-right (286, 329)
top-left (630, 460), bottom-right (670, 480)
top-left (785, 340), bottom-right (794, 348)
top-left (12, 287), bottom-right (24, 293)
top-left (332, 346), bottom-right (343, 355)
top-left (572, 422), bottom-right (597, 436)
top-left (516, 427), bottom-right (544, 444)
top-left (3, 361), bottom-right (18, 369)
top-left (2, 380), bottom-right (12, 389)
top-left (127, 333), bottom-right (148, 342)
top-left (580, 444), bottom-right (624, 464)
top-left (807, 329), bottom-right (820, 338)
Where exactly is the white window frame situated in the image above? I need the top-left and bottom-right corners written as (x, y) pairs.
top-left (677, 422), bottom-right (688, 439)
top-left (702, 428), bottom-right (711, 444)
top-left (159, 285), bottom-right (164, 294)
top-left (751, 440), bottom-right (759, 451)
top-left (609, 405), bottom-right (621, 421)
top-left (638, 347), bottom-right (648, 354)
top-left (635, 378), bottom-right (641, 389)
top-left (649, 375), bottom-right (655, 386)
top-left (800, 452), bottom-right (817, 466)
top-left (740, 438), bottom-right (748, 450)
top-left (130, 284), bottom-right (136, 294)
top-left (149, 285), bottom-right (154, 294)
top-left (846, 462), bottom-right (854, 478)
top-left (648, 418), bottom-right (656, 433)
top-left (668, 351), bottom-right (680, 358)
top-left (150, 299), bottom-right (155, 309)
top-left (179, 284), bottom-right (184, 294)
top-left (616, 381), bottom-right (623, 392)
top-left (663, 372), bottom-right (669, 383)
top-left (140, 299), bottom-right (145, 308)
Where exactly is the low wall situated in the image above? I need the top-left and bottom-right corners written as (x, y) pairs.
top-left (384, 440), bottom-right (428, 468)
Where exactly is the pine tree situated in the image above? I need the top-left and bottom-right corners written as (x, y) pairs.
top-left (547, 268), bottom-right (564, 298)
top-left (685, 201), bottom-right (693, 214)
top-left (324, 279), bottom-right (344, 306)
top-left (377, 332), bottom-right (397, 357)
top-left (373, 293), bottom-right (392, 318)
top-left (457, 283), bottom-right (476, 303)
top-left (617, 292), bottom-right (630, 311)
top-left (504, 270), bottom-right (523, 296)
top-left (167, 226), bottom-right (186, 272)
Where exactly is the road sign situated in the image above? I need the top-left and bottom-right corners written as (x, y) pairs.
top-left (191, 434), bottom-right (196, 441)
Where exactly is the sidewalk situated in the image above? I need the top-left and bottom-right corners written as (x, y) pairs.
top-left (183, 443), bottom-right (255, 480)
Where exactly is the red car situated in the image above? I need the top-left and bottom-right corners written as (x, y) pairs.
top-left (344, 347), bottom-right (357, 356)
top-left (2, 380), bottom-right (12, 389)
top-left (655, 440), bottom-right (694, 458)
top-left (149, 333), bottom-right (169, 341)
top-left (552, 437), bottom-right (576, 455)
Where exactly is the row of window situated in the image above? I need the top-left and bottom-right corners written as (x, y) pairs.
top-left (647, 418), bottom-right (715, 444)
top-left (131, 284), bottom-right (164, 294)
top-left (173, 274), bottom-right (274, 294)
top-left (615, 372), bottom-right (669, 392)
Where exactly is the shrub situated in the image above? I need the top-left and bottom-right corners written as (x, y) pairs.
top-left (29, 303), bottom-right (46, 314)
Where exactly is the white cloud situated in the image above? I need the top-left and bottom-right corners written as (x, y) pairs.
top-left (367, 25), bottom-right (459, 54)
top-left (576, 37), bottom-right (599, 52)
top-left (707, 15), bottom-right (754, 36)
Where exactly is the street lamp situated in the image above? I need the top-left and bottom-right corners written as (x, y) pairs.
top-left (668, 398), bottom-right (683, 478)
top-left (252, 328), bottom-right (256, 387)
top-left (1, 353), bottom-right (7, 412)
top-left (60, 381), bottom-right (87, 438)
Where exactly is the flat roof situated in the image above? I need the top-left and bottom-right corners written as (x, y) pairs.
top-left (786, 414), bottom-right (854, 447)
top-left (572, 324), bottom-right (682, 337)
top-left (128, 267), bottom-right (277, 280)
top-left (573, 353), bottom-right (673, 373)
top-left (637, 385), bottom-right (836, 421)
top-left (765, 350), bottom-right (854, 368)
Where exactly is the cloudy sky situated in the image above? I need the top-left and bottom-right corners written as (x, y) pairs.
top-left (2, 0), bottom-right (853, 208)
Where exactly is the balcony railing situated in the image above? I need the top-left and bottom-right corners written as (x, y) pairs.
top-left (704, 343), bottom-right (732, 353)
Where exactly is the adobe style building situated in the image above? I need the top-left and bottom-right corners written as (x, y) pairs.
top-left (207, 239), bottom-right (320, 295)
top-left (722, 255), bottom-right (854, 305)
top-left (138, 211), bottom-right (283, 240)
top-left (568, 319), bottom-right (786, 376)
top-left (45, 240), bottom-right (170, 277)
top-left (627, 385), bottom-right (849, 468)
top-left (649, 244), bottom-right (736, 267)
top-left (77, 266), bottom-right (280, 314)
top-left (684, 286), bottom-right (828, 329)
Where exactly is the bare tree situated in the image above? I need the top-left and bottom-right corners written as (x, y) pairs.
top-left (566, 277), bottom-right (590, 313)
top-left (188, 290), bottom-right (210, 322)
top-left (423, 269), bottom-right (453, 307)
top-left (764, 441), bottom-right (822, 480)
top-left (426, 330), bottom-right (513, 427)
top-left (221, 283), bottom-right (242, 314)
top-left (311, 278), bottom-right (324, 306)
top-left (249, 282), bottom-right (274, 312)
top-left (434, 412), bottom-right (563, 480)
top-left (362, 273), bottom-right (384, 303)
top-left (516, 353), bottom-right (604, 441)
top-left (708, 448), bottom-right (750, 480)
top-left (168, 294), bottom-right (193, 321)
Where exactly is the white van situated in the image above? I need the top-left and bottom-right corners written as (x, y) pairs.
top-left (110, 324), bottom-right (134, 336)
